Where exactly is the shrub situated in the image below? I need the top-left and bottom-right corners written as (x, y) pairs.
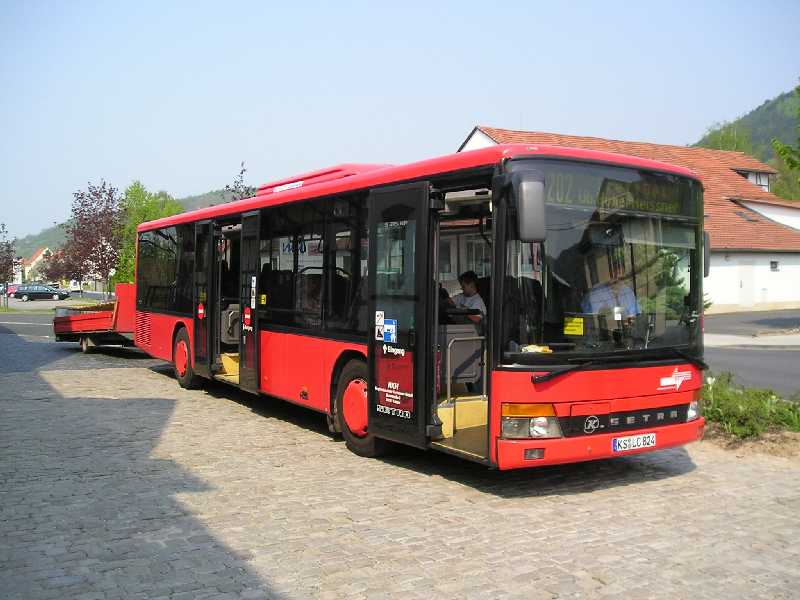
top-left (702, 372), bottom-right (800, 438)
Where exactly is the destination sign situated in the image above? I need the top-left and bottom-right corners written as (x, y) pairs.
top-left (505, 154), bottom-right (700, 218)
top-left (544, 172), bottom-right (686, 215)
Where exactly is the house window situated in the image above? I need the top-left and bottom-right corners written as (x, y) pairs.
top-left (770, 260), bottom-right (779, 272)
top-left (738, 170), bottom-right (770, 192)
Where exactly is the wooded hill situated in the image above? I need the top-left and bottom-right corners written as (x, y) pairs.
top-left (695, 88), bottom-right (799, 162)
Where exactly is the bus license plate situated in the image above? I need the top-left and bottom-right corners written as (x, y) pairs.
top-left (612, 433), bottom-right (656, 452)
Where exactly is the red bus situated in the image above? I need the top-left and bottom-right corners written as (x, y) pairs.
top-left (135, 144), bottom-right (707, 469)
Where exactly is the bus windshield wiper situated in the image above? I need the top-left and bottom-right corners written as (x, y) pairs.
top-left (662, 347), bottom-right (708, 371)
top-left (532, 359), bottom-right (601, 384)
top-left (531, 353), bottom-right (646, 384)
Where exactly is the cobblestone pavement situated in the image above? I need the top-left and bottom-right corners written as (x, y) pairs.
top-left (1, 335), bottom-right (799, 599)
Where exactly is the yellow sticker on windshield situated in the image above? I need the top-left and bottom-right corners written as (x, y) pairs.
top-left (564, 316), bottom-right (584, 336)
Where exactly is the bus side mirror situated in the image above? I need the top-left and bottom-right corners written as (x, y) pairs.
top-left (703, 231), bottom-right (710, 278)
top-left (514, 172), bottom-right (546, 242)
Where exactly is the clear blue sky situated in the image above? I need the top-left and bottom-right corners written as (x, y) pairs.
top-left (1, 0), bottom-right (798, 239)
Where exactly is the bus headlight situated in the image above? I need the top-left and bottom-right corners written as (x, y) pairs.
top-left (687, 400), bottom-right (700, 421)
top-left (501, 404), bottom-right (563, 439)
top-left (530, 416), bottom-right (563, 438)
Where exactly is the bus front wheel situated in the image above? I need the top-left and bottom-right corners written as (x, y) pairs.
top-left (335, 360), bottom-right (388, 458)
top-left (173, 328), bottom-right (200, 389)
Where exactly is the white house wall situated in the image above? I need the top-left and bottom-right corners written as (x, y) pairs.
top-left (741, 201), bottom-right (800, 231)
top-left (460, 129), bottom-right (496, 152)
top-left (705, 251), bottom-right (800, 313)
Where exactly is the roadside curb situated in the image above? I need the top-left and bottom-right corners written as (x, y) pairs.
top-left (705, 344), bottom-right (800, 351)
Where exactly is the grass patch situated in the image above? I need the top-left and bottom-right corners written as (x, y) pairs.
top-left (0, 307), bottom-right (54, 314)
top-left (703, 372), bottom-right (800, 439)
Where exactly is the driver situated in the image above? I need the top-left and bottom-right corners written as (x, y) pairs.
top-left (581, 276), bottom-right (640, 320)
top-left (446, 270), bottom-right (486, 325)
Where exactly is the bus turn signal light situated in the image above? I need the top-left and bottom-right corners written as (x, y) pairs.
top-left (501, 403), bottom-right (556, 417)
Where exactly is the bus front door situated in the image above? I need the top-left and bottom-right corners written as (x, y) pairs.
top-left (239, 211), bottom-right (260, 393)
top-left (367, 182), bottom-right (435, 449)
top-left (193, 220), bottom-right (214, 379)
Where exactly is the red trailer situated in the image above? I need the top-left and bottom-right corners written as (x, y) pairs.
top-left (53, 283), bottom-right (137, 353)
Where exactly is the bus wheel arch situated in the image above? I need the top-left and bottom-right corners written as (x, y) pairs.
top-left (328, 351), bottom-right (366, 433)
top-left (173, 324), bottom-right (200, 389)
top-left (333, 358), bottom-right (388, 458)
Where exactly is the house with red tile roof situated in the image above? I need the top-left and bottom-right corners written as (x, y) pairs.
top-left (19, 247), bottom-right (50, 282)
top-left (459, 127), bottom-right (800, 313)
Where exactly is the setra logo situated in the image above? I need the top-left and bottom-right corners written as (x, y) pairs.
top-left (583, 415), bottom-right (601, 434)
top-left (658, 367), bottom-right (693, 391)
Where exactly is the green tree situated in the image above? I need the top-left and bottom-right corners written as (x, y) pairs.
top-left (114, 182), bottom-right (183, 283)
top-left (770, 156), bottom-right (800, 200)
top-left (771, 84), bottom-right (800, 200)
top-left (697, 121), bottom-right (755, 154)
top-left (0, 223), bottom-right (16, 286)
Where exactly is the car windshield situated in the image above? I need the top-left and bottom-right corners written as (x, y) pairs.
top-left (501, 159), bottom-right (703, 365)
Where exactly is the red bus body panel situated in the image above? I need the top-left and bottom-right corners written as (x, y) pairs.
top-left (496, 419), bottom-right (704, 470)
top-left (259, 331), bottom-right (366, 412)
top-left (491, 365), bottom-right (705, 469)
top-left (134, 311), bottom-right (193, 363)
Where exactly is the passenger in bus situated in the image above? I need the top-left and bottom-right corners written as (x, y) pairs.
top-left (446, 270), bottom-right (487, 325)
top-left (300, 274), bottom-right (322, 327)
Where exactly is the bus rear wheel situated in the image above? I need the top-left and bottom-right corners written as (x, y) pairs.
top-left (174, 328), bottom-right (200, 389)
top-left (335, 360), bottom-right (388, 458)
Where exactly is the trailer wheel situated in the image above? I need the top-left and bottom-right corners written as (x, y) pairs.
top-left (79, 336), bottom-right (93, 354)
top-left (335, 359), bottom-right (388, 458)
top-left (173, 328), bottom-right (200, 389)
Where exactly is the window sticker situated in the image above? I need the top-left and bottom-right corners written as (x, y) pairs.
top-left (563, 316), bottom-right (584, 336)
top-left (383, 319), bottom-right (397, 343)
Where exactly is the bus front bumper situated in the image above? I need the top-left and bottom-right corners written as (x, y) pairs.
top-left (495, 418), bottom-right (705, 470)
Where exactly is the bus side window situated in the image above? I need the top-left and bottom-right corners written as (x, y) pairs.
top-left (325, 195), bottom-right (368, 336)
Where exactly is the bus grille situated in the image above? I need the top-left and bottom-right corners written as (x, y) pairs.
top-left (135, 312), bottom-right (151, 348)
top-left (559, 404), bottom-right (688, 437)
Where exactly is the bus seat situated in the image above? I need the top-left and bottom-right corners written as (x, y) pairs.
top-left (221, 303), bottom-right (240, 345)
top-left (439, 323), bottom-right (483, 387)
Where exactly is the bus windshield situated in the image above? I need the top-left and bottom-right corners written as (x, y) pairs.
top-left (501, 159), bottom-right (703, 365)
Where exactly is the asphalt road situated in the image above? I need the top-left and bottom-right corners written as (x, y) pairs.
top-left (705, 308), bottom-right (800, 335)
top-left (705, 346), bottom-right (800, 399)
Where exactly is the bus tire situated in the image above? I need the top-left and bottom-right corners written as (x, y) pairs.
top-left (335, 359), bottom-right (388, 458)
top-left (173, 328), bottom-right (200, 389)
